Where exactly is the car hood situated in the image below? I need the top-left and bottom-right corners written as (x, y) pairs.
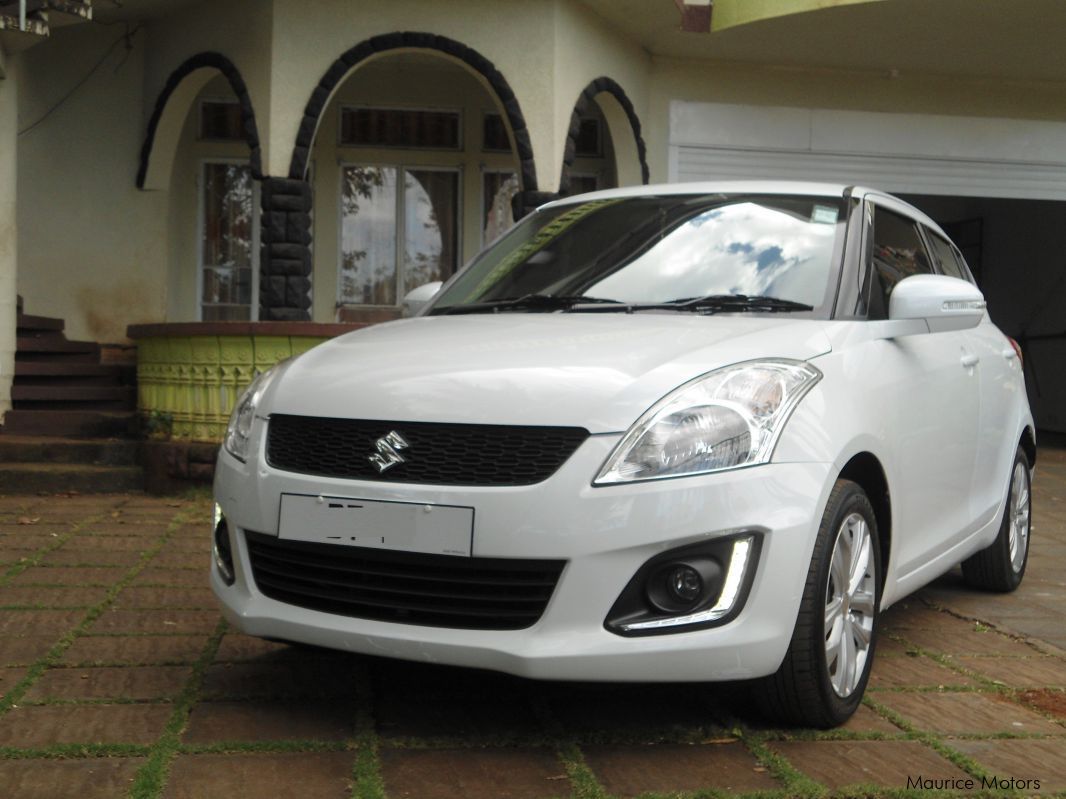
top-left (268, 314), bottom-right (832, 433)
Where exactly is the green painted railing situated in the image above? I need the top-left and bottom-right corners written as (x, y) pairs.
top-left (127, 322), bottom-right (363, 442)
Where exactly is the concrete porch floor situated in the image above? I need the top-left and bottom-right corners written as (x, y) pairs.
top-left (0, 446), bottom-right (1064, 798)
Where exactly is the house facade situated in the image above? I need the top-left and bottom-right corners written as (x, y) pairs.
top-left (2, 0), bottom-right (1066, 438)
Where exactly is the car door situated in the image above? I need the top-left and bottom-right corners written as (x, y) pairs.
top-left (862, 199), bottom-right (981, 580)
top-left (923, 227), bottom-right (1019, 527)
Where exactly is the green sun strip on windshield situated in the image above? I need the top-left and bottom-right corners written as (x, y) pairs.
top-left (469, 199), bottom-right (626, 299)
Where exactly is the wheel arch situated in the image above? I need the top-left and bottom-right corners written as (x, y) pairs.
top-left (1020, 426), bottom-right (1036, 469)
top-left (838, 452), bottom-right (891, 591)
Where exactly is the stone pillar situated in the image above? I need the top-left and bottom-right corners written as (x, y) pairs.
top-left (260, 177), bottom-right (312, 321)
top-left (0, 49), bottom-right (18, 421)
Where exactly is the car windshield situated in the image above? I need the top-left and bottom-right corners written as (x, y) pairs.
top-left (427, 194), bottom-right (846, 316)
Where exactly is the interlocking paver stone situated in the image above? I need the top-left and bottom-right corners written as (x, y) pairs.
top-left (9, 566), bottom-right (126, 586)
top-left (0, 704), bottom-right (171, 746)
top-left (39, 548), bottom-right (142, 566)
top-left (62, 634), bottom-right (208, 665)
top-left (25, 665), bottom-right (191, 701)
top-left (0, 609), bottom-right (85, 634)
top-left (899, 626), bottom-right (1040, 657)
top-left (953, 738), bottom-right (1066, 794)
top-left (585, 742), bottom-right (779, 796)
top-left (868, 652), bottom-right (977, 689)
top-left (955, 655), bottom-right (1066, 687)
top-left (214, 633), bottom-right (294, 662)
top-left (876, 690), bottom-right (1064, 734)
top-left (0, 585), bottom-right (109, 607)
top-left (0, 757), bottom-right (145, 799)
top-left (132, 567), bottom-right (208, 586)
top-left (770, 740), bottom-right (972, 790)
top-left (114, 586), bottom-right (216, 608)
top-left (162, 752), bottom-right (354, 799)
top-left (200, 660), bottom-right (358, 701)
top-left (380, 747), bottom-right (568, 799)
top-left (88, 608), bottom-right (220, 634)
top-left (0, 636), bottom-right (56, 665)
top-left (183, 700), bottom-right (354, 743)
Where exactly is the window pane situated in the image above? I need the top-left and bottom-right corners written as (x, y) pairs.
top-left (340, 108), bottom-right (460, 149)
top-left (482, 113), bottom-right (511, 152)
top-left (202, 163), bottom-right (253, 320)
top-left (200, 101), bottom-right (243, 140)
top-left (340, 166), bottom-right (398, 305)
top-left (563, 174), bottom-right (598, 198)
top-left (871, 206), bottom-right (933, 312)
top-left (575, 118), bottom-right (601, 156)
top-left (404, 170), bottom-right (458, 294)
top-left (925, 230), bottom-right (966, 280)
top-left (482, 171), bottom-right (518, 245)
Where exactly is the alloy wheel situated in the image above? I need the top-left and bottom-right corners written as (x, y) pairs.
top-left (824, 512), bottom-right (876, 698)
top-left (1008, 461), bottom-right (1031, 574)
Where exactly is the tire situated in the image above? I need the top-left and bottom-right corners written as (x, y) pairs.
top-left (961, 446), bottom-right (1031, 592)
top-left (757, 479), bottom-right (881, 728)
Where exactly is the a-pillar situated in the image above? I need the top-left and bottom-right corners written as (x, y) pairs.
top-left (259, 177), bottom-right (312, 321)
top-left (0, 49), bottom-right (18, 421)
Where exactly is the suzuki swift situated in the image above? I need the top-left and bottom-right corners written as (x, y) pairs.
top-left (212, 182), bottom-right (1034, 727)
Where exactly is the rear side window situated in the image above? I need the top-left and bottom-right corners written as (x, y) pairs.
top-left (867, 205), bottom-right (933, 318)
top-left (924, 229), bottom-right (968, 281)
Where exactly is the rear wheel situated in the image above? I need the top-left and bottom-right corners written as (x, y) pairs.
top-left (757, 480), bottom-right (880, 728)
top-left (961, 446), bottom-right (1031, 592)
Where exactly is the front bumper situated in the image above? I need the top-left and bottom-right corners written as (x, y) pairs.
top-left (213, 432), bottom-right (833, 682)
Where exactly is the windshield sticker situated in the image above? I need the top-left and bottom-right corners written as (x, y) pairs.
top-left (811, 205), bottom-right (838, 225)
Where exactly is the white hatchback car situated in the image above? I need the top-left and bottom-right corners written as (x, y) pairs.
top-left (212, 182), bottom-right (1034, 727)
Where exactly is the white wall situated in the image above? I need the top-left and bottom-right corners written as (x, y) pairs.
top-left (0, 49), bottom-right (17, 417)
top-left (17, 23), bottom-right (167, 343)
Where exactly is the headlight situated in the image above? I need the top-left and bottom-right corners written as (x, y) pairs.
top-left (594, 359), bottom-right (821, 484)
top-left (223, 361), bottom-right (289, 462)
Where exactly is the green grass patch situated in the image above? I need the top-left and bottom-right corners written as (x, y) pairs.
top-left (125, 617), bottom-right (227, 799)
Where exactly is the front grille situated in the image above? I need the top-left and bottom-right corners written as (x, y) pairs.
top-left (266, 414), bottom-right (589, 486)
top-left (245, 531), bottom-right (566, 630)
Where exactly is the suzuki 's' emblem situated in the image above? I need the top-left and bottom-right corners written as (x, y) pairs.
top-left (369, 431), bottom-right (409, 473)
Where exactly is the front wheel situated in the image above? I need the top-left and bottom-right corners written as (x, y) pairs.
top-left (757, 480), bottom-right (881, 728)
top-left (961, 446), bottom-right (1031, 592)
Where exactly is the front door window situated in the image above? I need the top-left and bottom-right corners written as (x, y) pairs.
top-left (201, 162), bottom-right (257, 321)
top-left (339, 165), bottom-right (459, 306)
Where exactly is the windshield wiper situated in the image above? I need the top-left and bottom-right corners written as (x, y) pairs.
top-left (435, 294), bottom-right (625, 315)
top-left (659, 294), bottom-right (814, 313)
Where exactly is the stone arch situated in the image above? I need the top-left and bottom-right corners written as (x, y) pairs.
top-left (287, 32), bottom-right (537, 198)
top-left (559, 77), bottom-right (649, 194)
top-left (137, 52), bottom-right (261, 190)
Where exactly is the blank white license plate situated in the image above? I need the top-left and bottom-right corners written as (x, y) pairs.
top-left (278, 493), bottom-right (474, 557)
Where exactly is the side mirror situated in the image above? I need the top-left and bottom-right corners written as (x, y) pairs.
top-left (888, 274), bottom-right (986, 334)
top-left (401, 281), bottom-right (443, 317)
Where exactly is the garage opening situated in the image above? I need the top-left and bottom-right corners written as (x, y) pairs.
top-left (669, 101), bottom-right (1066, 434)
top-left (897, 195), bottom-right (1066, 435)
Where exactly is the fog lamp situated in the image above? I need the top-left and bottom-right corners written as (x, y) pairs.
top-left (213, 509), bottom-right (235, 586)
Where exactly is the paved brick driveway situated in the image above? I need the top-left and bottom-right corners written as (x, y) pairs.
top-left (1, 447), bottom-right (1064, 798)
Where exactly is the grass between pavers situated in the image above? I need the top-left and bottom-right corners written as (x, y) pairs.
top-left (0, 502), bottom-right (194, 716)
top-left (530, 695), bottom-right (610, 799)
top-left (351, 659), bottom-right (385, 799)
top-left (125, 618), bottom-right (227, 799)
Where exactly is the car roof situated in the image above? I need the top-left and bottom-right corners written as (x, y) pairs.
top-left (540, 181), bottom-right (948, 238)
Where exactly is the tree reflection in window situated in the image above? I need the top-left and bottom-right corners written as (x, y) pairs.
top-left (340, 165), bottom-right (458, 306)
top-left (202, 163), bottom-right (253, 321)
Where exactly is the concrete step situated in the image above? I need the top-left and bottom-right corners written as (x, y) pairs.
top-left (2, 410), bottom-right (137, 438)
top-left (16, 313), bottom-right (64, 333)
top-left (11, 385), bottom-right (136, 412)
top-left (0, 463), bottom-right (143, 494)
top-left (14, 361), bottom-right (127, 379)
top-left (0, 436), bottom-right (139, 465)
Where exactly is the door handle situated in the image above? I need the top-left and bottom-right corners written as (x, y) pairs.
top-left (961, 353), bottom-right (980, 368)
